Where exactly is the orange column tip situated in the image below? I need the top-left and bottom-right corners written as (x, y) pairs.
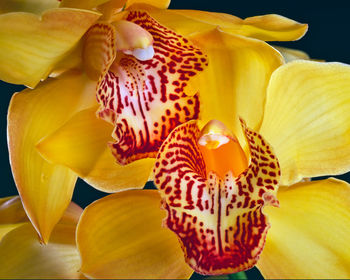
top-left (198, 120), bottom-right (248, 178)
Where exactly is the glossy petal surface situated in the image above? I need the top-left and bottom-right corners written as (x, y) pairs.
top-left (8, 71), bottom-right (96, 243)
top-left (77, 190), bottom-right (193, 279)
top-left (0, 0), bottom-right (59, 14)
top-left (258, 179), bottom-right (350, 279)
top-left (97, 11), bottom-right (207, 164)
top-left (189, 28), bottom-right (282, 134)
top-left (0, 8), bottom-right (100, 87)
top-left (137, 6), bottom-right (307, 41)
top-left (154, 120), bottom-right (280, 275)
top-left (260, 61), bottom-right (350, 185)
top-left (37, 107), bottom-right (155, 191)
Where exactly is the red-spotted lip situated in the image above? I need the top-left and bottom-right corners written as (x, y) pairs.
top-left (96, 11), bottom-right (208, 165)
top-left (153, 119), bottom-right (280, 275)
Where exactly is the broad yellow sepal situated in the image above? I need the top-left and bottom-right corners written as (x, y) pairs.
top-left (258, 179), bottom-right (350, 279)
top-left (0, 8), bottom-right (100, 87)
top-left (260, 61), bottom-right (350, 185)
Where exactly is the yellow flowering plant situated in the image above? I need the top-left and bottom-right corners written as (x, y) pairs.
top-left (1, 0), bottom-right (350, 279)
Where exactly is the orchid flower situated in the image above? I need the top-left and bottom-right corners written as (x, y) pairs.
top-left (0, 0), bottom-right (308, 245)
top-left (74, 60), bottom-right (350, 279)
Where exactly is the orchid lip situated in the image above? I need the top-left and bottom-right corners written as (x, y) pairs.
top-left (96, 11), bottom-right (208, 165)
top-left (154, 118), bottom-right (280, 275)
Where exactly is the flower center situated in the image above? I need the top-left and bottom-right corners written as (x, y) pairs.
top-left (198, 120), bottom-right (248, 178)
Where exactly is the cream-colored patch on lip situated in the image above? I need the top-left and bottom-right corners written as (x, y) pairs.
top-left (198, 133), bottom-right (230, 149)
top-left (123, 45), bottom-right (155, 61)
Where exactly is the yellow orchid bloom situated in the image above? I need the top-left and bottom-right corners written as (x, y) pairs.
top-left (0, 0), bottom-right (308, 246)
top-left (75, 60), bottom-right (350, 279)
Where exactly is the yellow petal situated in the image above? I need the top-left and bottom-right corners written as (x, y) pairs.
top-left (59, 200), bottom-right (84, 226)
top-left (0, 223), bottom-right (83, 279)
top-left (0, 195), bottom-right (82, 240)
top-left (273, 45), bottom-right (310, 62)
top-left (0, 196), bottom-right (28, 240)
top-left (96, 0), bottom-right (126, 21)
top-left (189, 28), bottom-right (283, 136)
top-left (37, 107), bottom-right (155, 191)
top-left (60, 0), bottom-right (113, 9)
top-left (0, 199), bottom-right (83, 279)
top-left (0, 8), bottom-right (100, 87)
top-left (0, 196), bottom-right (28, 224)
top-left (51, 41), bottom-right (84, 77)
top-left (238, 14), bottom-right (308, 41)
top-left (259, 61), bottom-right (350, 185)
top-left (77, 190), bottom-right (193, 279)
top-left (126, 0), bottom-right (170, 9)
top-left (257, 178), bottom-right (350, 279)
top-left (8, 71), bottom-right (97, 243)
top-left (134, 6), bottom-right (307, 41)
top-left (0, 0), bottom-right (59, 14)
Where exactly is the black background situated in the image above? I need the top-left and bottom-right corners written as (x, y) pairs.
top-left (0, 1), bottom-right (349, 279)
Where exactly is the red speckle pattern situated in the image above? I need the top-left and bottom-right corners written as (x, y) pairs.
top-left (154, 119), bottom-right (280, 275)
top-left (96, 11), bottom-right (208, 165)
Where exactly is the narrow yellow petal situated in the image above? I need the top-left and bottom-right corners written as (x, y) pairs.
top-left (0, 223), bottom-right (83, 279)
top-left (273, 45), bottom-right (310, 62)
top-left (136, 6), bottom-right (307, 41)
top-left (37, 106), bottom-right (155, 191)
top-left (257, 179), bottom-right (350, 279)
top-left (77, 190), bottom-right (193, 279)
top-left (8, 71), bottom-right (97, 243)
top-left (239, 14), bottom-right (308, 41)
top-left (189, 28), bottom-right (283, 135)
top-left (0, 8), bottom-right (100, 87)
top-left (259, 61), bottom-right (350, 185)
top-left (0, 0), bottom-right (59, 14)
